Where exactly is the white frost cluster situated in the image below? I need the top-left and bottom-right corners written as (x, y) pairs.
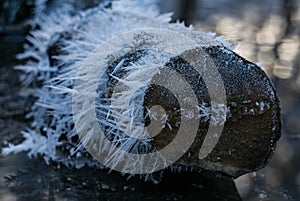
top-left (3, 0), bottom-right (232, 176)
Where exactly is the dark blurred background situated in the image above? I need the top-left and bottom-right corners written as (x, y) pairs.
top-left (0, 0), bottom-right (299, 200)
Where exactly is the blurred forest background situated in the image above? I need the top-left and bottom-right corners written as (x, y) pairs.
top-left (0, 0), bottom-right (299, 200)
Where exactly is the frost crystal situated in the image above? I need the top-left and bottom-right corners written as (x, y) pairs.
top-left (3, 0), bottom-right (232, 177)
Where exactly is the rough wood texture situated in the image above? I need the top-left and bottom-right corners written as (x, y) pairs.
top-left (100, 45), bottom-right (281, 177)
top-left (173, 46), bottom-right (281, 177)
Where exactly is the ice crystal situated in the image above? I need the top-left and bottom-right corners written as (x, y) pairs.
top-left (3, 0), bottom-right (232, 178)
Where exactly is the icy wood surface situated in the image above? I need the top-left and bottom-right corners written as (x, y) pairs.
top-left (1, 0), bottom-right (281, 180)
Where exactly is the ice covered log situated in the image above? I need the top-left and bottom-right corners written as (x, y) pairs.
top-left (95, 43), bottom-right (281, 178)
top-left (2, 0), bottom-right (281, 179)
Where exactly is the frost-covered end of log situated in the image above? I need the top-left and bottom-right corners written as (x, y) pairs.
top-left (3, 0), bottom-right (281, 180)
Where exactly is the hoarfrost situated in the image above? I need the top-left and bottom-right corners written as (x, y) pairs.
top-left (3, 0), bottom-right (233, 175)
